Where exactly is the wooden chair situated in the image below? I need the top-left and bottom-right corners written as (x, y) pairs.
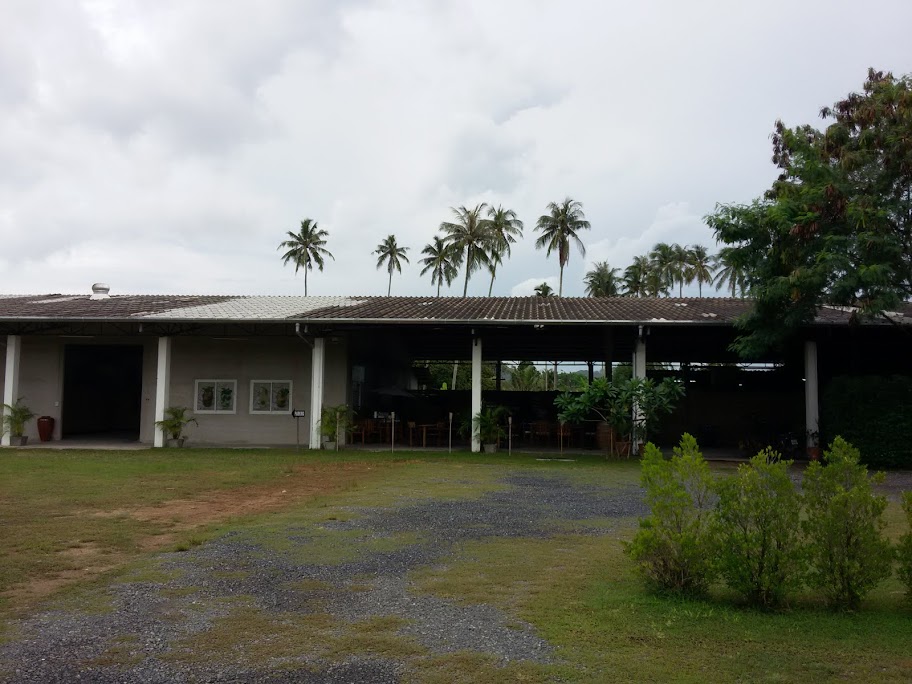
top-left (350, 419), bottom-right (367, 445)
top-left (531, 420), bottom-right (551, 446)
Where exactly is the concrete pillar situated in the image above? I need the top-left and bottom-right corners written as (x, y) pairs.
top-left (632, 337), bottom-right (646, 454)
top-left (153, 337), bottom-right (171, 448)
top-left (804, 340), bottom-right (819, 447)
top-left (309, 337), bottom-right (326, 449)
top-left (1, 335), bottom-right (21, 447)
top-left (471, 336), bottom-right (482, 453)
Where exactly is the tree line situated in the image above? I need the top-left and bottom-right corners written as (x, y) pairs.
top-left (278, 198), bottom-right (591, 296)
top-left (278, 202), bottom-right (748, 299)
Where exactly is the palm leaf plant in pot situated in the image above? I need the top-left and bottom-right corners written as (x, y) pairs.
top-left (462, 406), bottom-right (508, 453)
top-left (155, 406), bottom-right (198, 447)
top-left (319, 404), bottom-right (354, 451)
top-left (2, 398), bottom-right (36, 446)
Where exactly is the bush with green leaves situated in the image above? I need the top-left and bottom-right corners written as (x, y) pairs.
top-left (715, 449), bottom-right (804, 608)
top-left (899, 492), bottom-right (912, 600)
top-left (802, 436), bottom-right (892, 610)
top-left (625, 434), bottom-right (717, 596)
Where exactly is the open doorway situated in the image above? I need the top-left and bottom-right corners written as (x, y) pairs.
top-left (62, 345), bottom-right (143, 441)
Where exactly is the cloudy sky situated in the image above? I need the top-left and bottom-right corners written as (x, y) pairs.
top-left (2, 0), bottom-right (910, 298)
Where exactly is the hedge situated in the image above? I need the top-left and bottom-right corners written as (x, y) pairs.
top-left (821, 375), bottom-right (912, 468)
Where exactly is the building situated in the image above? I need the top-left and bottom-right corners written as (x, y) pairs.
top-left (1, 284), bottom-right (908, 451)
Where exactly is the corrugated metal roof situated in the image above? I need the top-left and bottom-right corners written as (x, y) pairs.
top-left (0, 293), bottom-right (906, 326)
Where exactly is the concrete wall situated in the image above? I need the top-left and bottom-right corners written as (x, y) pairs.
top-left (3, 337), bottom-right (156, 443)
top-left (167, 336), bottom-right (348, 446)
top-left (2, 334), bottom-right (347, 447)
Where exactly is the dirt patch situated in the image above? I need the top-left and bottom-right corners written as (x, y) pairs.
top-left (4, 462), bottom-right (384, 613)
top-left (128, 462), bottom-right (377, 528)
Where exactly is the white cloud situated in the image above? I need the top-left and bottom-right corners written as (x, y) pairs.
top-left (2, 0), bottom-right (911, 296)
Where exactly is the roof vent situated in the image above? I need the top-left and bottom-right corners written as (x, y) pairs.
top-left (90, 283), bottom-right (111, 300)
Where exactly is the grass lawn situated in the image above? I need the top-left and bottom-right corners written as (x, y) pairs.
top-left (1, 447), bottom-right (911, 683)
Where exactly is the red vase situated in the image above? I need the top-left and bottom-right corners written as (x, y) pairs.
top-left (37, 416), bottom-right (55, 442)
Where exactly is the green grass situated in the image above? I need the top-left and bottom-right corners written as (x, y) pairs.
top-left (3, 449), bottom-right (912, 682)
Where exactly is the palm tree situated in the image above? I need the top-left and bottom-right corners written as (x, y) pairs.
top-left (373, 234), bottom-right (410, 296)
top-left (687, 245), bottom-right (715, 296)
top-left (278, 218), bottom-right (334, 296)
top-left (623, 256), bottom-right (650, 297)
top-left (440, 204), bottom-right (492, 296)
top-left (534, 198), bottom-right (591, 295)
top-left (714, 247), bottom-right (749, 297)
top-left (649, 243), bottom-right (677, 297)
top-left (584, 262), bottom-right (621, 297)
top-left (419, 236), bottom-right (458, 296)
top-left (672, 243), bottom-right (691, 297)
top-left (486, 205), bottom-right (524, 296)
top-left (534, 282), bottom-right (554, 297)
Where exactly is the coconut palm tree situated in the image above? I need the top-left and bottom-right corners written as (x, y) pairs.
top-left (534, 198), bottom-right (591, 296)
top-left (623, 256), bottom-right (650, 297)
top-left (687, 244), bottom-right (715, 296)
top-left (419, 236), bottom-right (458, 296)
top-left (486, 205), bottom-right (524, 296)
top-left (440, 204), bottom-right (492, 296)
top-left (278, 218), bottom-right (334, 296)
top-left (714, 247), bottom-right (749, 297)
top-left (534, 282), bottom-right (554, 297)
top-left (584, 262), bottom-right (621, 297)
top-left (672, 243), bottom-right (692, 296)
top-left (648, 242), bottom-right (677, 296)
top-left (373, 234), bottom-right (410, 296)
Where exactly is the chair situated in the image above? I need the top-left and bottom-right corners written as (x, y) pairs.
top-left (350, 419), bottom-right (367, 445)
top-left (531, 420), bottom-right (551, 446)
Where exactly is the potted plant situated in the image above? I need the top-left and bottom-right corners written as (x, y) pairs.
top-left (319, 404), bottom-right (353, 450)
top-left (2, 399), bottom-right (36, 446)
top-left (155, 406), bottom-right (198, 447)
top-left (462, 406), bottom-right (507, 453)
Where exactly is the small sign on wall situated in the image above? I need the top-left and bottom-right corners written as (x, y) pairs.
top-left (292, 409), bottom-right (306, 418)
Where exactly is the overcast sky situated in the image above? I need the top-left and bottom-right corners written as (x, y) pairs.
top-left (2, 0), bottom-right (910, 298)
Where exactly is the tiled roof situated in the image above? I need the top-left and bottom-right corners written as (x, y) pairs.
top-left (0, 293), bottom-right (907, 326)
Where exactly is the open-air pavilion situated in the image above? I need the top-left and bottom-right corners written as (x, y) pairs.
top-left (1, 286), bottom-right (909, 452)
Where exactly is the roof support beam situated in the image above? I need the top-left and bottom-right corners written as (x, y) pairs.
top-left (309, 337), bottom-right (326, 449)
top-left (471, 335), bottom-right (482, 453)
top-left (804, 340), bottom-right (819, 448)
top-left (632, 336), bottom-right (646, 455)
top-left (1, 335), bottom-right (21, 446)
top-left (153, 336), bottom-right (171, 448)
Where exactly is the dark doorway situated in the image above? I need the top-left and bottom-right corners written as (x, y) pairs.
top-left (62, 345), bottom-right (143, 440)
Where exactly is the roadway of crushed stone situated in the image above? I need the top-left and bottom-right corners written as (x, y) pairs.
top-left (0, 470), bottom-right (645, 683)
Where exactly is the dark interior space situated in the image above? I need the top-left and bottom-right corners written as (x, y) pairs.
top-left (62, 345), bottom-right (143, 439)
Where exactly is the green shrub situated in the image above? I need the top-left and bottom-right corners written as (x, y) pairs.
top-left (802, 436), bottom-right (892, 610)
top-left (626, 434), bottom-right (717, 596)
top-left (899, 492), bottom-right (912, 600)
top-left (821, 375), bottom-right (912, 467)
top-left (715, 449), bottom-right (804, 608)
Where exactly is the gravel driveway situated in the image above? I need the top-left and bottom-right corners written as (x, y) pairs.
top-left (0, 470), bottom-right (646, 683)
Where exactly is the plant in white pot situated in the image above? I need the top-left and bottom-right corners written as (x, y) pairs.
top-left (463, 406), bottom-right (507, 453)
top-left (2, 399), bottom-right (36, 446)
top-left (155, 406), bottom-right (198, 447)
top-left (319, 404), bottom-right (353, 451)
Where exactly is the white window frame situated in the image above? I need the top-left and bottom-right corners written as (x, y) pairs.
top-left (194, 379), bottom-right (237, 414)
top-left (249, 379), bottom-right (293, 415)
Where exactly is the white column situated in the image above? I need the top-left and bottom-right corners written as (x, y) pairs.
top-left (309, 337), bottom-right (326, 449)
top-left (471, 336), bottom-right (482, 453)
top-left (153, 337), bottom-right (171, 448)
top-left (1, 335), bottom-right (22, 447)
top-left (804, 340), bottom-right (819, 447)
top-left (632, 337), bottom-right (646, 454)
